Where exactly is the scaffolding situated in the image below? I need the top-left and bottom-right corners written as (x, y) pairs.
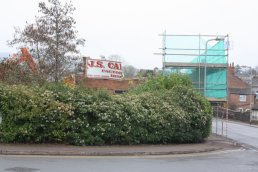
top-left (157, 33), bottom-right (229, 102)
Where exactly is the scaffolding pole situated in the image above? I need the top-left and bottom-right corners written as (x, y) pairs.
top-left (156, 33), bottom-right (229, 103)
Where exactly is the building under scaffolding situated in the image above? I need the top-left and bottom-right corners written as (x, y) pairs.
top-left (158, 33), bottom-right (229, 103)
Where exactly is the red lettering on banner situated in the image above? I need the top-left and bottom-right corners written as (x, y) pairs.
top-left (110, 74), bottom-right (122, 78)
top-left (87, 59), bottom-right (123, 79)
top-left (87, 60), bottom-right (94, 67)
top-left (108, 62), bottom-right (122, 70)
top-left (87, 60), bottom-right (104, 68)
top-left (96, 61), bottom-right (104, 68)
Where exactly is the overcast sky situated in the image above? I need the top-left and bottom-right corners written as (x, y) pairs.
top-left (0, 0), bottom-right (257, 69)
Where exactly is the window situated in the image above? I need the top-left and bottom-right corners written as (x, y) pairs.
top-left (239, 95), bottom-right (246, 102)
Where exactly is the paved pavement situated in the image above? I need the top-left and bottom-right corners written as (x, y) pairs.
top-left (0, 134), bottom-right (238, 156)
top-left (213, 118), bottom-right (258, 150)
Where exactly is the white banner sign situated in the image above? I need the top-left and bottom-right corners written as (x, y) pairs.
top-left (86, 59), bottom-right (123, 79)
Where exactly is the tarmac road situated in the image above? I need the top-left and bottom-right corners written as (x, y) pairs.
top-left (0, 149), bottom-right (257, 172)
top-left (213, 118), bottom-right (258, 149)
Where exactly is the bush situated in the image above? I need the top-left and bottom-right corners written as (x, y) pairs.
top-left (0, 74), bottom-right (212, 145)
top-left (130, 73), bottom-right (192, 93)
top-left (0, 61), bottom-right (44, 85)
top-left (0, 84), bottom-right (71, 143)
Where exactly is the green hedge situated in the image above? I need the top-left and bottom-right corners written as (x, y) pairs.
top-left (0, 74), bottom-right (212, 145)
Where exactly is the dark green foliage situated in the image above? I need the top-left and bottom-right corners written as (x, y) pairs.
top-left (130, 74), bottom-right (192, 93)
top-left (0, 74), bottom-right (212, 145)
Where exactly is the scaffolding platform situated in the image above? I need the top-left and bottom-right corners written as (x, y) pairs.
top-left (158, 33), bottom-right (229, 102)
top-left (164, 62), bottom-right (227, 68)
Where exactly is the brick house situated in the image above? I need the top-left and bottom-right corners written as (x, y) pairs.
top-left (228, 63), bottom-right (254, 110)
top-left (252, 76), bottom-right (258, 95)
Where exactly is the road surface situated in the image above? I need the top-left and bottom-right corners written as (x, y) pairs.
top-left (213, 118), bottom-right (258, 149)
top-left (0, 149), bottom-right (258, 172)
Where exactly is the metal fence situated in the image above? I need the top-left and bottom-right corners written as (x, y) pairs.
top-left (212, 106), bottom-right (253, 137)
top-left (212, 106), bottom-right (228, 137)
top-left (213, 107), bottom-right (251, 122)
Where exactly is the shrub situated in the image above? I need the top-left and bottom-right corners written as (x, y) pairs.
top-left (0, 83), bottom-right (71, 143)
top-left (0, 74), bottom-right (212, 145)
top-left (130, 74), bottom-right (192, 93)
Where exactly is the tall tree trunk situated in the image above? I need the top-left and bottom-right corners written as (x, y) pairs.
top-left (55, 19), bottom-right (59, 82)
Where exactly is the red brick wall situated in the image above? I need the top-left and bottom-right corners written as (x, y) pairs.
top-left (82, 78), bottom-right (140, 93)
top-left (229, 94), bottom-right (253, 110)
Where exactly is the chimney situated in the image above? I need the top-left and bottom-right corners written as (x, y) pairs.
top-left (228, 62), bottom-right (235, 75)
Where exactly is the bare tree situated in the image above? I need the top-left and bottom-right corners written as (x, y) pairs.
top-left (123, 65), bottom-right (138, 78)
top-left (8, 23), bottom-right (51, 80)
top-left (8, 0), bottom-right (85, 82)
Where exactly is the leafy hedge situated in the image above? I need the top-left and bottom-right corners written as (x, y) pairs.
top-left (0, 74), bottom-right (212, 145)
